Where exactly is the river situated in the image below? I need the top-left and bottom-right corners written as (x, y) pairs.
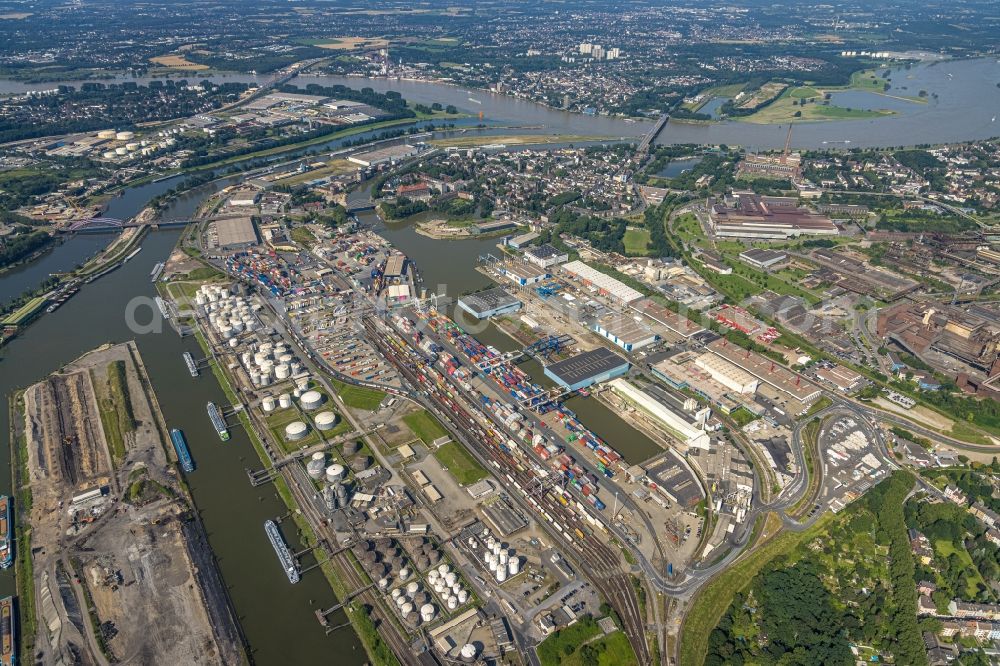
top-left (0, 181), bottom-right (367, 665)
top-left (3, 57), bottom-right (1000, 148)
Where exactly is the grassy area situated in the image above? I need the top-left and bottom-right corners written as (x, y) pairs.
top-left (678, 513), bottom-right (833, 666)
top-left (740, 86), bottom-right (895, 124)
top-left (101, 360), bottom-right (135, 466)
top-left (1, 295), bottom-right (46, 326)
top-left (790, 418), bottom-right (822, 518)
top-left (934, 538), bottom-right (986, 599)
top-left (332, 379), bottom-right (386, 411)
top-left (403, 409), bottom-right (449, 445)
top-left (537, 615), bottom-right (602, 666)
top-left (185, 265), bottom-right (224, 281)
top-left (11, 393), bottom-right (36, 663)
top-left (290, 226), bottom-right (317, 248)
top-left (433, 441), bottom-right (488, 485)
top-left (728, 407), bottom-right (759, 427)
top-left (623, 228), bottom-right (651, 256)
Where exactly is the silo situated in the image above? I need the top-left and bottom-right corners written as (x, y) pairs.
top-left (274, 364), bottom-right (290, 380)
top-left (261, 396), bottom-right (276, 412)
top-left (458, 589), bottom-right (469, 604)
top-left (325, 464), bottom-right (345, 483)
top-left (496, 566), bottom-right (507, 583)
top-left (314, 412), bottom-right (337, 431)
top-left (446, 596), bottom-right (457, 610)
top-left (285, 421), bottom-right (308, 441)
top-left (278, 393), bottom-right (292, 409)
top-left (301, 390), bottom-right (323, 410)
top-left (508, 558), bottom-right (521, 576)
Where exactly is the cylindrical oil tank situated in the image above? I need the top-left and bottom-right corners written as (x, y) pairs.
top-left (406, 581), bottom-right (420, 595)
top-left (447, 596), bottom-right (457, 610)
top-left (395, 595), bottom-right (407, 608)
top-left (126, 142), bottom-right (140, 152)
top-left (312, 452), bottom-right (325, 463)
top-left (401, 602), bottom-right (414, 616)
top-left (399, 567), bottom-right (411, 581)
top-left (325, 464), bottom-right (345, 483)
top-left (437, 564), bottom-right (450, 576)
top-left (458, 589), bottom-right (469, 604)
top-left (314, 412), bottom-right (337, 431)
top-left (261, 396), bottom-right (276, 412)
top-left (97, 129), bottom-right (117, 139)
top-left (378, 577), bottom-right (389, 590)
top-left (445, 573), bottom-right (457, 587)
top-left (420, 604), bottom-right (435, 623)
top-left (355, 456), bottom-right (371, 470)
top-left (508, 558), bottom-right (521, 575)
top-left (228, 338), bottom-right (239, 349)
top-left (428, 570), bottom-right (439, 583)
top-left (115, 131), bottom-right (135, 141)
top-left (343, 440), bottom-right (360, 455)
top-left (285, 421), bottom-right (308, 441)
top-left (290, 361), bottom-right (302, 375)
top-left (102, 151), bottom-right (117, 159)
top-left (496, 567), bottom-right (507, 583)
top-left (274, 364), bottom-right (290, 380)
top-left (278, 393), bottom-right (292, 409)
top-left (306, 459), bottom-right (324, 479)
top-left (301, 390), bottom-right (323, 410)
top-left (278, 353), bottom-right (294, 364)
top-left (460, 644), bottom-right (477, 661)
top-left (451, 583), bottom-right (461, 595)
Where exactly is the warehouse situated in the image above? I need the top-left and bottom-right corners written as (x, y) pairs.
top-left (505, 232), bottom-right (539, 249)
top-left (212, 216), bottom-right (259, 250)
top-left (709, 192), bottom-right (839, 239)
top-left (561, 260), bottom-right (644, 304)
top-left (693, 353), bottom-right (759, 394)
top-left (544, 347), bottom-right (629, 391)
top-left (609, 379), bottom-right (710, 450)
top-left (630, 299), bottom-right (706, 339)
top-left (739, 248), bottom-right (788, 270)
top-left (706, 338), bottom-right (820, 403)
top-left (816, 364), bottom-right (865, 392)
top-left (524, 244), bottom-right (569, 268)
top-left (592, 313), bottom-right (658, 352)
top-left (348, 144), bottom-right (419, 167)
top-left (645, 452), bottom-right (704, 508)
top-left (473, 220), bottom-right (519, 235)
top-left (458, 287), bottom-right (523, 319)
top-left (501, 261), bottom-right (549, 286)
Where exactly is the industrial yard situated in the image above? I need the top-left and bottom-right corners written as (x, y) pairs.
top-left (17, 343), bottom-right (243, 666)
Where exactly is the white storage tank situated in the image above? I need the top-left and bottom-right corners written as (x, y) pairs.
top-left (278, 393), bottom-right (292, 409)
top-left (399, 567), bottom-right (411, 581)
top-left (458, 589), bottom-right (469, 604)
top-left (97, 129), bottom-right (117, 140)
top-left (420, 604), bottom-right (436, 623)
top-left (428, 570), bottom-right (440, 583)
top-left (437, 564), bottom-right (450, 576)
top-left (306, 459), bottom-right (325, 479)
top-left (126, 142), bottom-right (140, 152)
top-left (261, 396), bottom-right (275, 412)
top-left (325, 464), bottom-right (345, 483)
top-left (401, 602), bottom-right (414, 616)
top-left (445, 572), bottom-right (457, 586)
top-left (508, 558), bottom-right (521, 576)
top-left (460, 644), bottom-right (477, 661)
top-left (274, 364), bottom-right (290, 380)
top-left (115, 146), bottom-right (128, 156)
top-left (115, 131), bottom-right (135, 141)
top-left (315, 412), bottom-right (337, 431)
top-left (284, 421), bottom-right (308, 441)
top-left (496, 567), bottom-right (507, 583)
top-left (446, 596), bottom-right (457, 610)
top-left (228, 338), bottom-right (239, 348)
top-left (102, 151), bottom-right (117, 160)
top-left (391, 588), bottom-right (402, 600)
top-left (378, 577), bottom-right (389, 590)
top-left (406, 581), bottom-right (420, 595)
top-left (301, 390), bottom-right (323, 410)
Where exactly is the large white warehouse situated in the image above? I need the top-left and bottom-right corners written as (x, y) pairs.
top-left (609, 379), bottom-right (711, 450)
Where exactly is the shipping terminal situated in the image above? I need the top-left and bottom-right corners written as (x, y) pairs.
top-left (265, 519), bottom-right (300, 584)
top-left (206, 402), bottom-right (230, 441)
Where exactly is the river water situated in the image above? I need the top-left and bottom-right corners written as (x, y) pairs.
top-left (0, 181), bottom-right (366, 665)
top-left (3, 57), bottom-right (1000, 148)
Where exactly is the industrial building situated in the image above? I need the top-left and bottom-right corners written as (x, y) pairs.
top-left (457, 287), bottom-right (523, 320)
top-left (544, 347), bottom-right (630, 391)
top-left (348, 144), bottom-right (419, 167)
top-left (473, 220), bottom-right (519, 235)
top-left (706, 338), bottom-right (820, 404)
top-left (524, 244), bottom-right (569, 268)
top-left (212, 216), bottom-right (259, 250)
top-left (561, 260), bottom-right (644, 304)
top-left (630, 299), bottom-right (706, 339)
top-left (709, 192), bottom-right (839, 240)
top-left (694, 353), bottom-right (760, 394)
top-left (609, 379), bottom-right (711, 450)
top-left (739, 248), bottom-right (788, 270)
top-left (816, 364), bottom-right (865, 392)
top-left (504, 232), bottom-right (539, 249)
top-left (644, 453), bottom-right (704, 508)
top-left (592, 313), bottom-right (658, 352)
top-left (500, 261), bottom-right (549, 286)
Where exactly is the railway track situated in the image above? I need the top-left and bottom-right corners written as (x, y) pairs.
top-left (363, 315), bottom-right (651, 664)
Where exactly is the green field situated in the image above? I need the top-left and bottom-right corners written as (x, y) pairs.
top-left (433, 441), bottom-right (487, 485)
top-left (934, 538), bottom-right (987, 599)
top-left (740, 90), bottom-right (894, 124)
top-left (403, 409), bottom-right (449, 445)
top-left (1, 296), bottom-right (47, 326)
top-left (623, 228), bottom-right (651, 256)
top-left (789, 86), bottom-right (821, 99)
top-left (334, 381), bottom-right (386, 411)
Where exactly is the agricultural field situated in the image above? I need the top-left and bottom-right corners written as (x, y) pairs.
top-left (149, 54), bottom-right (209, 70)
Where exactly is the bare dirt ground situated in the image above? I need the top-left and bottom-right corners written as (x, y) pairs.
top-left (21, 343), bottom-right (243, 666)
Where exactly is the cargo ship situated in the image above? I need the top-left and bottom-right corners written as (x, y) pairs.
top-left (206, 402), bottom-right (230, 441)
top-left (0, 595), bottom-right (15, 666)
top-left (183, 352), bottom-right (199, 377)
top-left (155, 296), bottom-right (170, 319)
top-left (264, 519), bottom-right (300, 584)
top-left (170, 428), bottom-right (195, 473)
top-left (0, 496), bottom-right (11, 569)
top-left (150, 262), bottom-right (165, 282)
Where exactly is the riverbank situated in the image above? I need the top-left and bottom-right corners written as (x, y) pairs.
top-left (15, 341), bottom-right (245, 664)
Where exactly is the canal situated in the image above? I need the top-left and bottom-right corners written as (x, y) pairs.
top-left (0, 182), bottom-right (366, 664)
